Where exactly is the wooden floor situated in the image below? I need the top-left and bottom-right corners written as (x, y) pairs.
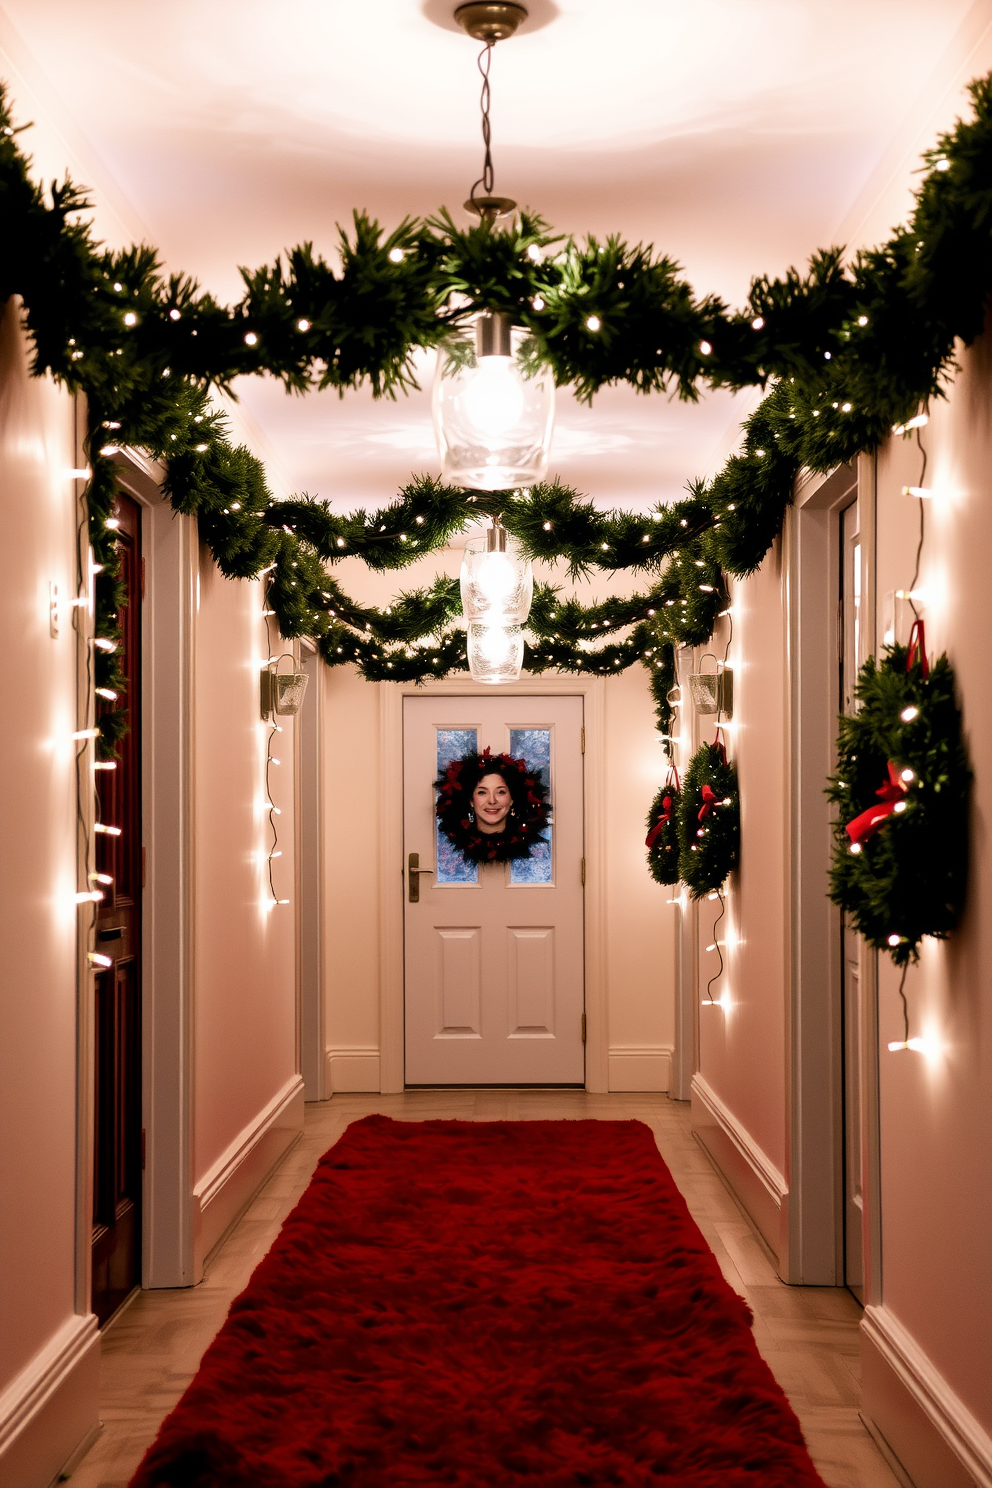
top-left (66, 1091), bottom-right (901, 1488)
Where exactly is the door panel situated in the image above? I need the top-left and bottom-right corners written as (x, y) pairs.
top-left (404, 694), bottom-right (584, 1085)
top-left (437, 928), bottom-right (483, 1036)
top-left (92, 490), bottom-right (143, 1326)
top-left (507, 927), bottom-right (555, 1036)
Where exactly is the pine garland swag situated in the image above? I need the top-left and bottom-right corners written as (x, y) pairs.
top-left (434, 748), bottom-right (551, 865)
top-left (3, 74), bottom-right (992, 749)
top-left (678, 743), bottom-right (740, 897)
top-left (825, 641), bottom-right (971, 966)
top-left (646, 776), bottom-right (682, 885)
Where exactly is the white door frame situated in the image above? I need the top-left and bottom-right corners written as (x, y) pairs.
top-left (783, 456), bottom-right (882, 1293)
top-left (379, 674), bottom-right (608, 1093)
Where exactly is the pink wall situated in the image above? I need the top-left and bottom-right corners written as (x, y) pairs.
top-left (192, 551), bottom-right (299, 1185)
top-left (0, 303), bottom-right (91, 1409)
top-left (691, 553), bottom-right (789, 1175)
top-left (869, 326), bottom-right (992, 1431)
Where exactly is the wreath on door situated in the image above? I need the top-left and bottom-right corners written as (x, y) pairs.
top-left (435, 747), bottom-right (551, 864)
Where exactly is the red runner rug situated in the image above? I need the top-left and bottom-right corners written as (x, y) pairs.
top-left (130, 1117), bottom-right (826, 1487)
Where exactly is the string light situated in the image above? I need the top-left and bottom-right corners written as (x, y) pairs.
top-left (87, 952), bottom-right (112, 968)
top-left (94, 823), bottom-right (122, 836)
top-left (902, 485), bottom-right (932, 498)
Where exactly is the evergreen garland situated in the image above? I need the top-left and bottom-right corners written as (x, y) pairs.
top-left (678, 743), bottom-right (740, 897)
top-left (2, 73), bottom-right (992, 756)
top-left (826, 641), bottom-right (971, 966)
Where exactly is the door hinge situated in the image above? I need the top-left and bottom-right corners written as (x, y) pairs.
top-left (581, 857), bottom-right (586, 885)
top-left (581, 726), bottom-right (586, 754)
top-left (581, 1013), bottom-right (587, 1044)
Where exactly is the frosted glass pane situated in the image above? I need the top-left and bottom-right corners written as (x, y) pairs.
top-left (509, 728), bottom-right (553, 885)
top-left (436, 728), bottom-right (479, 885)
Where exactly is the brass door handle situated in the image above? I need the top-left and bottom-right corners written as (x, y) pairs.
top-left (408, 852), bottom-right (435, 903)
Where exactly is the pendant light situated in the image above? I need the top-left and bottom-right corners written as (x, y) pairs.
top-left (432, 4), bottom-right (555, 492)
top-left (461, 516), bottom-right (533, 684)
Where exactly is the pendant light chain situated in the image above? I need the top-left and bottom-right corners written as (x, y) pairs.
top-left (469, 42), bottom-right (496, 208)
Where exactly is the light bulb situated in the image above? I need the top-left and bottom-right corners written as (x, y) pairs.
top-left (475, 552), bottom-right (519, 608)
top-left (479, 626), bottom-right (516, 665)
top-left (460, 357), bottom-right (525, 439)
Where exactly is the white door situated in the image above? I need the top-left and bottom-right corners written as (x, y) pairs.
top-left (404, 694), bottom-right (585, 1085)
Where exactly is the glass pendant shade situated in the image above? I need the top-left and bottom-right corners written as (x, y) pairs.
top-left (460, 530), bottom-right (533, 625)
top-left (466, 622), bottom-right (525, 684)
top-left (433, 312), bottom-right (555, 491)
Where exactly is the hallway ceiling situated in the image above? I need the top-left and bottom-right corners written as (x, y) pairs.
top-left (0, 0), bottom-right (987, 510)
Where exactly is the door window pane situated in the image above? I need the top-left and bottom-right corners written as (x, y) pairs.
top-left (436, 728), bottom-right (479, 884)
top-left (509, 728), bottom-right (553, 884)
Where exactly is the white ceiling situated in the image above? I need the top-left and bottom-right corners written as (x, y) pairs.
top-left (2, 0), bottom-right (990, 511)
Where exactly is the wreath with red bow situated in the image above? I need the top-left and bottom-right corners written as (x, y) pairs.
top-left (435, 747), bottom-right (551, 865)
top-left (826, 623), bottom-right (971, 966)
top-left (678, 740), bottom-right (740, 897)
top-left (646, 770), bottom-right (682, 885)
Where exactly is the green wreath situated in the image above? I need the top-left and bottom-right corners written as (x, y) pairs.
top-left (678, 742), bottom-right (740, 897)
top-left (645, 773), bottom-right (682, 886)
top-left (434, 748), bottom-right (550, 865)
top-left (826, 628), bottom-right (971, 966)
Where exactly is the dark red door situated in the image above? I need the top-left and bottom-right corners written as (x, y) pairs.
top-left (91, 490), bottom-right (143, 1326)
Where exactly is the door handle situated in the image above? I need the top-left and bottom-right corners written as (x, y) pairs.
top-left (408, 852), bottom-right (435, 903)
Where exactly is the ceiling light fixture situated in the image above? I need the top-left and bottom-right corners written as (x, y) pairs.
top-left (432, 2), bottom-right (555, 492)
top-left (460, 515), bottom-right (533, 683)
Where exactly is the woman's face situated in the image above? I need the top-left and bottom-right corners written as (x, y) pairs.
top-left (472, 772), bottom-right (512, 834)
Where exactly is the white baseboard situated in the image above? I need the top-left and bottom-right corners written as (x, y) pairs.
top-left (608, 1045), bottom-right (672, 1092)
top-left (325, 1046), bottom-right (381, 1093)
top-left (690, 1073), bottom-right (789, 1268)
top-left (861, 1305), bottom-right (992, 1488)
top-left (0, 1314), bottom-right (100, 1488)
top-left (192, 1075), bottom-right (304, 1274)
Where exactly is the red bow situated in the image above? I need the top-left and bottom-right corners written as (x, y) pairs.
top-left (906, 618), bottom-right (929, 679)
top-left (645, 795), bottom-right (673, 850)
top-left (698, 784), bottom-right (718, 823)
top-left (845, 761), bottom-right (910, 847)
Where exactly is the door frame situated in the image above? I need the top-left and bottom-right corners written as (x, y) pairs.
top-left (782, 455), bottom-right (882, 1294)
top-left (379, 674), bottom-right (608, 1093)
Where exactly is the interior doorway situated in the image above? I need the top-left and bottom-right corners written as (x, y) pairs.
top-left (403, 694), bottom-right (585, 1086)
top-left (839, 496), bottom-right (865, 1301)
top-left (91, 489), bottom-right (143, 1325)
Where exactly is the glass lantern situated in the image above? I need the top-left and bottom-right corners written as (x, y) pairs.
top-left (432, 311), bottom-right (555, 491)
top-left (466, 622), bottom-right (525, 685)
top-left (460, 523), bottom-right (533, 625)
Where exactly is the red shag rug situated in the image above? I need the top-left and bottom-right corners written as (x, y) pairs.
top-left (130, 1117), bottom-right (826, 1487)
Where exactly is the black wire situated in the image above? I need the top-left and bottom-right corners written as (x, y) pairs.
top-left (262, 590), bottom-right (283, 905)
top-left (469, 43), bottom-right (495, 205)
top-left (705, 889), bottom-right (726, 1003)
top-left (908, 422), bottom-right (928, 621)
top-left (897, 963), bottom-right (910, 1044)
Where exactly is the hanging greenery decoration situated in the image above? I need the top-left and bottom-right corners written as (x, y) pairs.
top-left (678, 742), bottom-right (740, 897)
top-left (2, 72), bottom-right (992, 755)
top-left (646, 771), bottom-right (682, 885)
top-left (826, 629), bottom-right (971, 967)
top-left (434, 748), bottom-right (551, 865)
